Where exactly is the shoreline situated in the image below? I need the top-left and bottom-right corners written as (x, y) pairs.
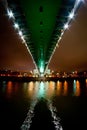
top-left (0, 76), bottom-right (86, 82)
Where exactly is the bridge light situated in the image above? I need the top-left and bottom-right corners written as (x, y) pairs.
top-left (77, 0), bottom-right (84, 3)
top-left (18, 31), bottom-right (23, 36)
top-left (7, 9), bottom-right (14, 18)
top-left (14, 23), bottom-right (19, 29)
top-left (69, 11), bottom-right (74, 19)
top-left (40, 66), bottom-right (44, 74)
top-left (64, 23), bottom-right (69, 30)
top-left (61, 32), bottom-right (64, 36)
top-left (21, 36), bottom-right (25, 43)
top-left (76, 0), bottom-right (84, 6)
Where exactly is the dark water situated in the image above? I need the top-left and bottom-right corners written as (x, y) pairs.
top-left (0, 79), bottom-right (87, 130)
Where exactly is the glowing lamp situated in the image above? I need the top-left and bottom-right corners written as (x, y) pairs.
top-left (69, 11), bottom-right (74, 19)
top-left (18, 31), bottom-right (23, 36)
top-left (14, 23), bottom-right (19, 29)
top-left (7, 9), bottom-right (14, 18)
top-left (64, 23), bottom-right (69, 30)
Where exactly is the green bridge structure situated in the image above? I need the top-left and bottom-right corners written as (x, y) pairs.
top-left (4, 0), bottom-right (82, 74)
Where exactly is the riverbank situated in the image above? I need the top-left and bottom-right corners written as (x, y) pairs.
top-left (0, 76), bottom-right (87, 82)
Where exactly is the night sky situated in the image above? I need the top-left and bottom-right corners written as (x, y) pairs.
top-left (0, 1), bottom-right (36, 72)
top-left (49, 1), bottom-right (87, 73)
top-left (0, 0), bottom-right (87, 73)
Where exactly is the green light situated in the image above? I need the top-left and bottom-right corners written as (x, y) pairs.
top-left (19, 0), bottom-right (62, 70)
top-left (39, 60), bottom-right (44, 74)
top-left (38, 82), bottom-right (45, 98)
top-left (40, 66), bottom-right (44, 73)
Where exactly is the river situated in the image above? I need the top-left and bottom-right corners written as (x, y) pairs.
top-left (0, 79), bottom-right (87, 130)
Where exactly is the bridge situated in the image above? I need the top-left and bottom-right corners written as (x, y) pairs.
top-left (4, 0), bottom-right (82, 75)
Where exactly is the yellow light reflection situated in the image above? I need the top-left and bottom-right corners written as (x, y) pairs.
top-left (34, 81), bottom-right (39, 93)
top-left (28, 82), bottom-right (34, 91)
top-left (7, 81), bottom-right (13, 95)
top-left (28, 82), bottom-right (34, 98)
top-left (73, 80), bottom-right (80, 96)
top-left (63, 81), bottom-right (68, 96)
top-left (76, 80), bottom-right (80, 96)
top-left (49, 81), bottom-right (55, 88)
top-left (56, 81), bottom-right (62, 96)
top-left (45, 81), bottom-right (49, 91)
top-left (86, 79), bottom-right (87, 87)
top-left (47, 81), bottom-right (55, 99)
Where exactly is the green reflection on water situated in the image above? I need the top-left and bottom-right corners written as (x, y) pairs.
top-left (38, 82), bottom-right (45, 98)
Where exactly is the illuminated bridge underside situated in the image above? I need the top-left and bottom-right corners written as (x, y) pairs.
top-left (7, 0), bottom-right (76, 73)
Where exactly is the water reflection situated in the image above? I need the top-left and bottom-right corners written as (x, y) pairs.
top-left (56, 81), bottom-right (62, 96)
top-left (23, 82), bottom-right (28, 90)
top-left (48, 100), bottom-right (63, 130)
top-left (21, 81), bottom-right (63, 130)
top-left (0, 80), bottom-right (83, 99)
top-left (47, 81), bottom-right (55, 99)
top-left (86, 79), bottom-right (87, 87)
top-left (28, 82), bottom-right (34, 99)
top-left (24, 81), bottom-right (57, 100)
top-left (6, 81), bottom-right (13, 97)
top-left (0, 79), bottom-right (86, 130)
top-left (0, 80), bottom-right (83, 100)
top-left (37, 82), bottom-right (45, 98)
top-left (63, 81), bottom-right (68, 96)
top-left (73, 80), bottom-right (80, 96)
top-left (2, 81), bottom-right (6, 93)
